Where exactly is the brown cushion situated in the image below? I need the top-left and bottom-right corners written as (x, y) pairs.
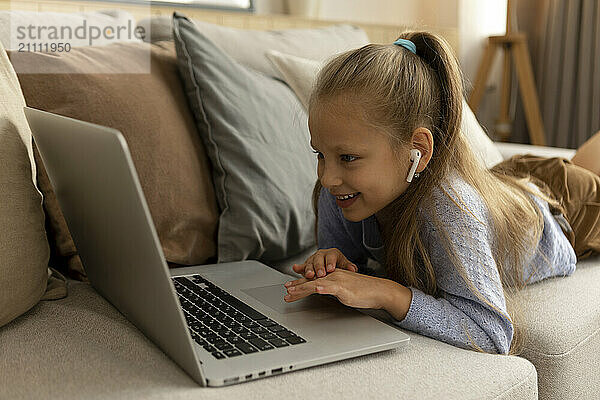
top-left (9, 42), bottom-right (219, 280)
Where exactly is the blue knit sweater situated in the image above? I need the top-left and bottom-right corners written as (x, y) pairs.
top-left (317, 172), bottom-right (577, 354)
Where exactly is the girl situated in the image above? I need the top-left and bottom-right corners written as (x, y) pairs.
top-left (281, 32), bottom-right (600, 356)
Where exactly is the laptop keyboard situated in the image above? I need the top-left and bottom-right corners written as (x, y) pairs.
top-left (172, 275), bottom-right (306, 360)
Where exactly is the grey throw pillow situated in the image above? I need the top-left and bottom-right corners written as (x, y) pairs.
top-left (172, 13), bottom-right (317, 263)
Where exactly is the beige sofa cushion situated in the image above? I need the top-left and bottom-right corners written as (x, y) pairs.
top-left (0, 40), bottom-right (59, 327)
top-left (0, 279), bottom-right (537, 399)
top-left (519, 255), bottom-right (600, 399)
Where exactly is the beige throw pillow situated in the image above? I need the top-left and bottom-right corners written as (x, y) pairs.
top-left (0, 40), bottom-right (65, 328)
top-left (265, 50), bottom-right (505, 169)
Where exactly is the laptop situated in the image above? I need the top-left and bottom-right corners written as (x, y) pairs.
top-left (25, 106), bottom-right (409, 387)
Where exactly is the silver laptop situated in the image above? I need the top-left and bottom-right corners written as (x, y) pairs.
top-left (25, 106), bottom-right (409, 387)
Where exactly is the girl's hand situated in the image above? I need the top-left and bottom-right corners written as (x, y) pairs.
top-left (291, 248), bottom-right (359, 279)
top-left (283, 269), bottom-right (390, 310)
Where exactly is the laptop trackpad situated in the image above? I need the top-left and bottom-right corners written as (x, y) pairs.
top-left (240, 284), bottom-right (342, 314)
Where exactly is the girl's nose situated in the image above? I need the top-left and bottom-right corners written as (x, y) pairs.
top-left (319, 165), bottom-right (343, 188)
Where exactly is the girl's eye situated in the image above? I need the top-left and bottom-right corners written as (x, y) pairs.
top-left (311, 150), bottom-right (358, 163)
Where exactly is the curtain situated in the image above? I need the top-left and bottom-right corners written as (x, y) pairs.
top-left (512, 0), bottom-right (600, 149)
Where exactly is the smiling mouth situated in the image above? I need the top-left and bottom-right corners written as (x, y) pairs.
top-left (336, 193), bottom-right (361, 208)
top-left (335, 192), bottom-right (360, 200)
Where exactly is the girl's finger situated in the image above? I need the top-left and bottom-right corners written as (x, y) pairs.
top-left (285, 280), bottom-right (318, 301)
top-left (313, 256), bottom-right (327, 277)
top-left (304, 263), bottom-right (315, 278)
top-left (341, 258), bottom-right (358, 272)
top-left (324, 252), bottom-right (337, 273)
top-left (284, 277), bottom-right (308, 287)
top-left (292, 263), bottom-right (305, 273)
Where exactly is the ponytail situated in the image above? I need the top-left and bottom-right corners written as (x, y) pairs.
top-left (400, 31), bottom-right (465, 177)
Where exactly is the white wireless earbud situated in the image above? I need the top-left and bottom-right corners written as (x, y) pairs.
top-left (406, 149), bottom-right (422, 183)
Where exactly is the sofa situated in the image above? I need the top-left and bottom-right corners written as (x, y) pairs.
top-left (1, 8), bottom-right (599, 400)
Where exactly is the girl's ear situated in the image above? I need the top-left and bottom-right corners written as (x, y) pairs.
top-left (410, 127), bottom-right (434, 173)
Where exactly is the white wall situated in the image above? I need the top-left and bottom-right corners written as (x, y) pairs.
top-left (255, 0), bottom-right (508, 138)
top-left (457, 0), bottom-right (508, 139)
top-left (317, 0), bottom-right (419, 26)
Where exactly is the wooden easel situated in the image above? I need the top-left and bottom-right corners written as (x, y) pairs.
top-left (468, 0), bottom-right (546, 145)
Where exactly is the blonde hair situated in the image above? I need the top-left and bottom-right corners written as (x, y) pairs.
top-left (309, 31), bottom-right (560, 356)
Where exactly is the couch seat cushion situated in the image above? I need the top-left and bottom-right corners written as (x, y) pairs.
top-left (0, 279), bottom-right (536, 399)
top-left (519, 254), bottom-right (600, 399)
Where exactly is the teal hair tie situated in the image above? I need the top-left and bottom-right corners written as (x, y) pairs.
top-left (393, 38), bottom-right (417, 55)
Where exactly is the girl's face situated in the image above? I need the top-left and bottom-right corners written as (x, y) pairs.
top-left (308, 100), bottom-right (412, 223)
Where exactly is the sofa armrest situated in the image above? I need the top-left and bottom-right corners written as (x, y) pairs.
top-left (494, 142), bottom-right (576, 161)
